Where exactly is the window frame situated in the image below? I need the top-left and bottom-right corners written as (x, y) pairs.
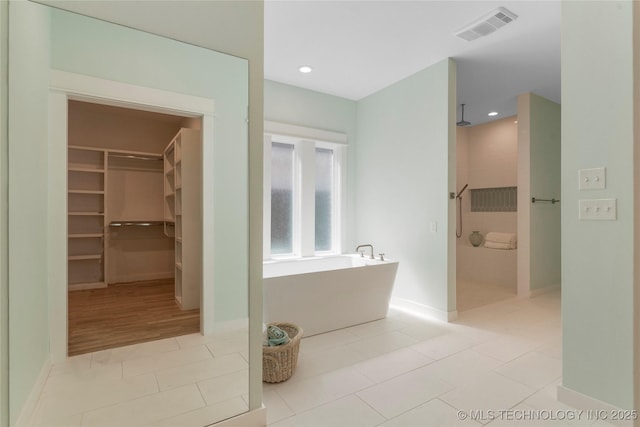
top-left (263, 122), bottom-right (347, 260)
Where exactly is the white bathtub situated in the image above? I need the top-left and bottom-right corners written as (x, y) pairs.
top-left (263, 255), bottom-right (399, 336)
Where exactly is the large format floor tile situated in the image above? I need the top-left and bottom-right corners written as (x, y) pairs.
top-left (34, 330), bottom-right (249, 427)
top-left (34, 373), bottom-right (158, 422)
top-left (81, 384), bottom-right (205, 427)
top-left (352, 346), bottom-right (434, 383)
top-left (274, 367), bottom-right (374, 413)
top-left (356, 365), bottom-right (454, 419)
top-left (378, 398), bottom-right (482, 427)
top-left (495, 351), bottom-right (562, 389)
top-left (155, 353), bottom-right (247, 391)
top-left (440, 372), bottom-right (536, 413)
top-left (269, 395), bottom-right (386, 427)
top-left (37, 288), bottom-right (621, 427)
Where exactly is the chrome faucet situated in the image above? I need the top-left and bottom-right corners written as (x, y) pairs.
top-left (356, 244), bottom-right (374, 259)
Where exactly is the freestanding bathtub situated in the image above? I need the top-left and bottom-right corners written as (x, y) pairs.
top-left (263, 254), bottom-right (399, 336)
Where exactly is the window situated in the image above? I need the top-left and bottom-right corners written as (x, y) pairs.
top-left (264, 124), bottom-right (346, 259)
top-left (315, 147), bottom-right (333, 252)
top-left (270, 142), bottom-right (295, 254)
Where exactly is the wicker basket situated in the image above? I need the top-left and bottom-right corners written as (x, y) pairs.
top-left (262, 322), bottom-right (303, 383)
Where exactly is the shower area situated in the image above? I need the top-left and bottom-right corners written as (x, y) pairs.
top-left (454, 94), bottom-right (562, 311)
top-left (455, 111), bottom-right (519, 311)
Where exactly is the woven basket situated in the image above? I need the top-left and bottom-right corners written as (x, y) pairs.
top-left (262, 322), bottom-right (303, 383)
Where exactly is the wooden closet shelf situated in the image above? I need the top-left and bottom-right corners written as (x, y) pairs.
top-left (69, 167), bottom-right (105, 174)
top-left (68, 145), bottom-right (105, 153)
top-left (109, 221), bottom-right (165, 227)
top-left (68, 212), bottom-right (104, 216)
top-left (108, 153), bottom-right (162, 161)
top-left (69, 233), bottom-right (104, 239)
top-left (68, 190), bottom-right (105, 195)
top-left (68, 254), bottom-right (102, 261)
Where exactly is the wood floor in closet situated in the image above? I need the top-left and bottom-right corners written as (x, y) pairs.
top-left (68, 278), bottom-right (200, 356)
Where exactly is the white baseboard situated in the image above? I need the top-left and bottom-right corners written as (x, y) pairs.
top-left (213, 406), bottom-right (266, 427)
top-left (557, 385), bottom-right (634, 427)
top-left (390, 297), bottom-right (457, 322)
top-left (530, 284), bottom-right (560, 297)
top-left (15, 358), bottom-right (52, 427)
top-left (526, 284), bottom-right (561, 298)
top-left (109, 272), bottom-right (174, 284)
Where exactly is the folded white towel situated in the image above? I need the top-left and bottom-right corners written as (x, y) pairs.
top-left (485, 232), bottom-right (517, 246)
top-left (484, 240), bottom-right (517, 250)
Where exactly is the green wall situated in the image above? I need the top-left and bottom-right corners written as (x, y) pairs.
top-left (561, 0), bottom-right (635, 409)
top-left (265, 62), bottom-right (457, 318)
top-left (5, 3), bottom-right (258, 424)
top-left (7, 2), bottom-right (51, 424)
top-left (43, 0), bottom-right (265, 416)
top-left (355, 59), bottom-right (456, 317)
top-left (264, 80), bottom-right (358, 247)
top-left (0, 2), bottom-right (8, 426)
top-left (519, 93), bottom-right (561, 293)
top-left (529, 94), bottom-right (561, 291)
top-left (50, 9), bottom-right (249, 324)
top-left (264, 80), bottom-right (357, 137)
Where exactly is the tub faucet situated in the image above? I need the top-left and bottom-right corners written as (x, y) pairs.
top-left (356, 244), bottom-right (375, 259)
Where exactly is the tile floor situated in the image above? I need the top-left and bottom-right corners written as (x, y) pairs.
top-left (265, 289), bottom-right (616, 427)
top-left (30, 330), bottom-right (249, 427)
top-left (456, 279), bottom-right (516, 312)
top-left (32, 289), bottom-right (615, 427)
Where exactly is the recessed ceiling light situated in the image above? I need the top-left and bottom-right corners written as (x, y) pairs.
top-left (488, 111), bottom-right (499, 116)
top-left (299, 65), bottom-right (313, 73)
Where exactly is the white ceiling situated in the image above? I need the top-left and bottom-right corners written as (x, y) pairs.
top-left (265, 0), bottom-right (561, 126)
top-left (41, 0), bottom-right (560, 127)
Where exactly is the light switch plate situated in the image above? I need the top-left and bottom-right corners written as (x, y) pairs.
top-left (579, 167), bottom-right (606, 190)
top-left (430, 222), bottom-right (437, 232)
top-left (579, 199), bottom-right (617, 220)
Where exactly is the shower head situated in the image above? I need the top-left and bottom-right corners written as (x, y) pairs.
top-left (456, 104), bottom-right (471, 127)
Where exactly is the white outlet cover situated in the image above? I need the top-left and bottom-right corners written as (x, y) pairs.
top-left (579, 198), bottom-right (616, 220)
top-left (579, 167), bottom-right (606, 190)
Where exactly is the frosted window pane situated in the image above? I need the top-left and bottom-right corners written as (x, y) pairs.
top-left (271, 142), bottom-right (294, 254)
top-left (315, 148), bottom-right (333, 251)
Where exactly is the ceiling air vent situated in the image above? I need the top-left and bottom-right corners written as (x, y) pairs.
top-left (454, 7), bottom-right (518, 42)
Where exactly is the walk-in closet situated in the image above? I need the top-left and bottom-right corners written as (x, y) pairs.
top-left (67, 100), bottom-right (202, 356)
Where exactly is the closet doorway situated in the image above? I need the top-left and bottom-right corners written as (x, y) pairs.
top-left (67, 100), bottom-right (203, 356)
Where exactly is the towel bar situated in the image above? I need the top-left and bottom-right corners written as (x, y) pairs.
top-left (531, 197), bottom-right (560, 204)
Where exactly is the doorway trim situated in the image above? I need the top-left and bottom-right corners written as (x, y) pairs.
top-left (48, 70), bottom-right (215, 363)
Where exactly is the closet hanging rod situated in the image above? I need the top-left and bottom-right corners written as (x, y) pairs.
top-left (108, 153), bottom-right (162, 161)
top-left (109, 221), bottom-right (165, 227)
top-left (531, 197), bottom-right (560, 204)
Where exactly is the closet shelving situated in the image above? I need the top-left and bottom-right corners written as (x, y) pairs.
top-left (68, 130), bottom-right (200, 310)
top-left (163, 142), bottom-right (176, 237)
top-left (68, 146), bottom-right (107, 291)
top-left (163, 128), bottom-right (202, 310)
top-left (109, 220), bottom-right (165, 227)
top-left (68, 146), bottom-right (164, 291)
